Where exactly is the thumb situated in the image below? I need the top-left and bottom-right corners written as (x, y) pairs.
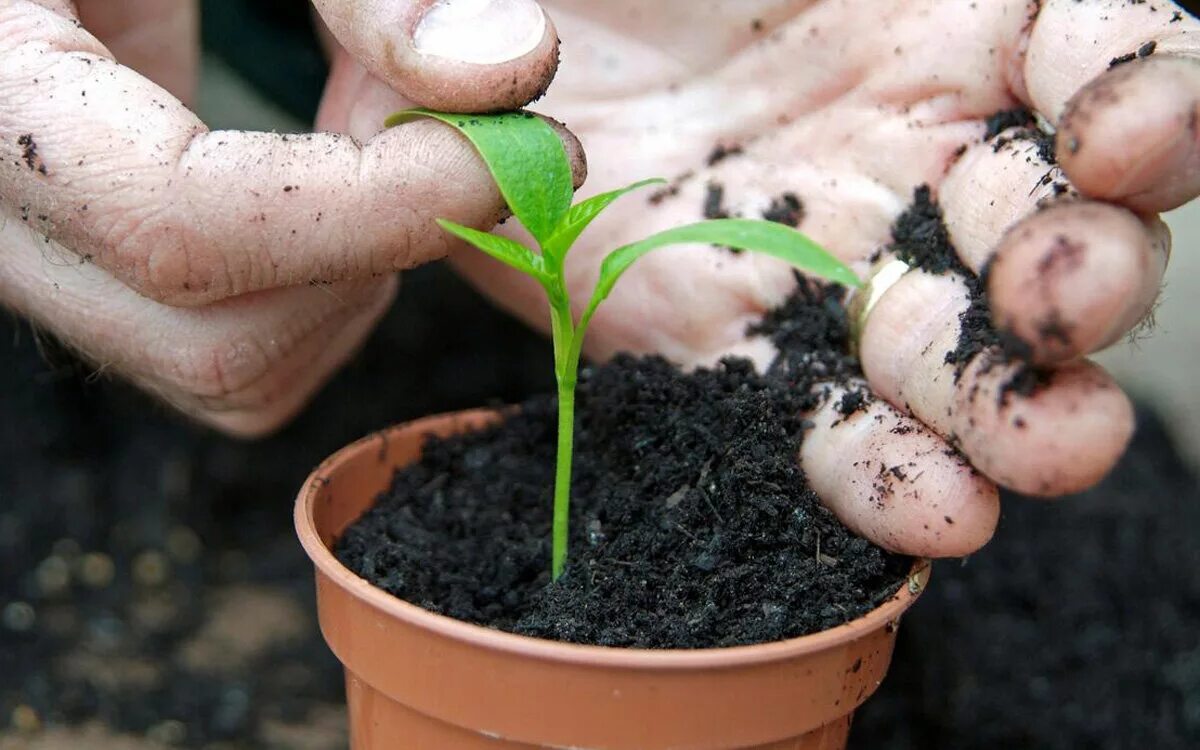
top-left (311, 0), bottom-right (559, 113)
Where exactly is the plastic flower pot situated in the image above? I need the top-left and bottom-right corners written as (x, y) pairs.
top-left (296, 409), bottom-right (930, 750)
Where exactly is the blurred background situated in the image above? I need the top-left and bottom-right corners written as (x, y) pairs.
top-left (1, 2), bottom-right (1197, 748)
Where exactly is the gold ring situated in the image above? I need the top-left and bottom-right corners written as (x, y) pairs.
top-left (847, 257), bottom-right (911, 358)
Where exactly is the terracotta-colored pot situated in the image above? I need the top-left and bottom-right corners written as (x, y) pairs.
top-left (296, 409), bottom-right (930, 750)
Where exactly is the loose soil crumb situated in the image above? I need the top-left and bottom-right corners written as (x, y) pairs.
top-left (1110, 40), bottom-right (1157, 68)
top-left (337, 287), bottom-right (907, 649)
top-left (702, 181), bottom-right (729, 220)
top-left (983, 108), bottom-right (1035, 140)
top-left (984, 107), bottom-right (1057, 164)
top-left (647, 170), bottom-right (694, 205)
top-left (762, 192), bottom-right (805, 227)
top-left (18, 134), bottom-right (47, 175)
top-left (706, 143), bottom-right (744, 166)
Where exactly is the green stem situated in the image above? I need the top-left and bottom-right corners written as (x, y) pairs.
top-left (547, 289), bottom-right (580, 581)
top-left (551, 371), bottom-right (576, 580)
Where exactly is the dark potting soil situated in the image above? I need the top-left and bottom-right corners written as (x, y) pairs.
top-left (336, 283), bottom-right (910, 649)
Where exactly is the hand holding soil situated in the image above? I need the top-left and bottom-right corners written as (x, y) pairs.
top-left (0, 0), bottom-right (575, 435)
top-left (427, 0), bottom-right (1200, 558)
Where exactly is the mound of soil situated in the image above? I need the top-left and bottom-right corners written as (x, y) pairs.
top-left (336, 283), bottom-right (910, 649)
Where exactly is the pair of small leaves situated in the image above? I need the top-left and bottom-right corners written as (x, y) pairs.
top-left (434, 178), bottom-right (666, 286)
top-left (388, 109), bottom-right (860, 311)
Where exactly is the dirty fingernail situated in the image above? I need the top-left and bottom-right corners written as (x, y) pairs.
top-left (414, 0), bottom-right (546, 64)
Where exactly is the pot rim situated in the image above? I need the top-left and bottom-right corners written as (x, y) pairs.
top-left (296, 410), bottom-right (930, 671)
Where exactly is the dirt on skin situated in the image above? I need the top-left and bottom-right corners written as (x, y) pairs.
top-left (1110, 39), bottom-right (1158, 68)
top-left (336, 281), bottom-right (908, 649)
top-left (889, 184), bottom-right (1049, 401)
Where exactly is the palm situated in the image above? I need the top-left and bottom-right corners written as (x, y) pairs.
top-left (457, 0), bottom-right (1025, 366)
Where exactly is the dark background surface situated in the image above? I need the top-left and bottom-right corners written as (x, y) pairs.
top-left (0, 3), bottom-right (1197, 748)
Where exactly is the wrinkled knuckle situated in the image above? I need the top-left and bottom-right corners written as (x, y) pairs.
top-left (109, 217), bottom-right (226, 305)
top-left (162, 333), bottom-right (277, 406)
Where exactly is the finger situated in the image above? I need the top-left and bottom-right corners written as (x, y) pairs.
top-left (1059, 55), bottom-right (1200, 212)
top-left (986, 204), bottom-right (1169, 362)
top-left (0, 6), bottom-right (584, 306)
top-left (76, 0), bottom-right (199, 105)
top-left (859, 270), bottom-right (1134, 497)
top-left (311, 0), bottom-right (560, 113)
top-left (1015, 0), bottom-right (1200, 212)
top-left (939, 141), bottom-right (1169, 362)
top-left (800, 383), bottom-right (1000, 558)
top-left (0, 208), bottom-right (396, 437)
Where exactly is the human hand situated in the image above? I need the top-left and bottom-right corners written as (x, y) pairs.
top-left (438, 0), bottom-right (1197, 557)
top-left (0, 0), bottom-right (578, 436)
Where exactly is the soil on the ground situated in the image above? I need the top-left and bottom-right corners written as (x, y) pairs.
top-left (336, 281), bottom-right (910, 649)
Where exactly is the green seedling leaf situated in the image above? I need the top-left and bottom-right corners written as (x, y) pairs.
top-left (543, 178), bottom-right (666, 261)
top-left (436, 219), bottom-right (548, 283)
top-left (387, 109), bottom-right (574, 246)
top-left (584, 218), bottom-right (860, 317)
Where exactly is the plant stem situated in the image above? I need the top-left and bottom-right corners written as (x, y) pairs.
top-left (547, 290), bottom-right (580, 581)
top-left (551, 371), bottom-right (576, 580)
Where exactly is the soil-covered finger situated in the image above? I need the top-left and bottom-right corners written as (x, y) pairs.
top-left (0, 14), bottom-right (584, 306)
top-left (1015, 0), bottom-right (1200, 120)
top-left (865, 185), bottom-right (1138, 494)
top-left (1015, 0), bottom-right (1200, 212)
top-left (860, 268), bottom-right (1134, 497)
top-left (939, 111), bottom-right (1072, 273)
top-left (1057, 54), bottom-right (1200, 212)
top-left (936, 110), bottom-right (1169, 364)
top-left (986, 203), bottom-right (1169, 363)
top-left (800, 381), bottom-right (1000, 558)
top-left (0, 33), bottom-right (582, 305)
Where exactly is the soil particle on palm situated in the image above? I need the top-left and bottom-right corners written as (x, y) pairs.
top-left (647, 170), bottom-right (694, 205)
top-left (702, 181), bottom-right (729, 219)
top-left (337, 353), bottom-right (908, 649)
top-left (984, 107), bottom-right (1057, 165)
top-left (706, 143), bottom-right (744, 166)
top-left (983, 108), bottom-right (1035, 140)
top-left (1110, 40), bottom-right (1157, 68)
top-left (748, 278), bottom-right (863, 400)
top-left (762, 192), bottom-right (805, 227)
top-left (17, 133), bottom-right (48, 175)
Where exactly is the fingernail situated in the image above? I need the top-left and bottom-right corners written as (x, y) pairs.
top-left (414, 0), bottom-right (546, 64)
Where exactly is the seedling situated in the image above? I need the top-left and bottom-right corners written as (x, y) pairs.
top-left (386, 109), bottom-right (860, 580)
